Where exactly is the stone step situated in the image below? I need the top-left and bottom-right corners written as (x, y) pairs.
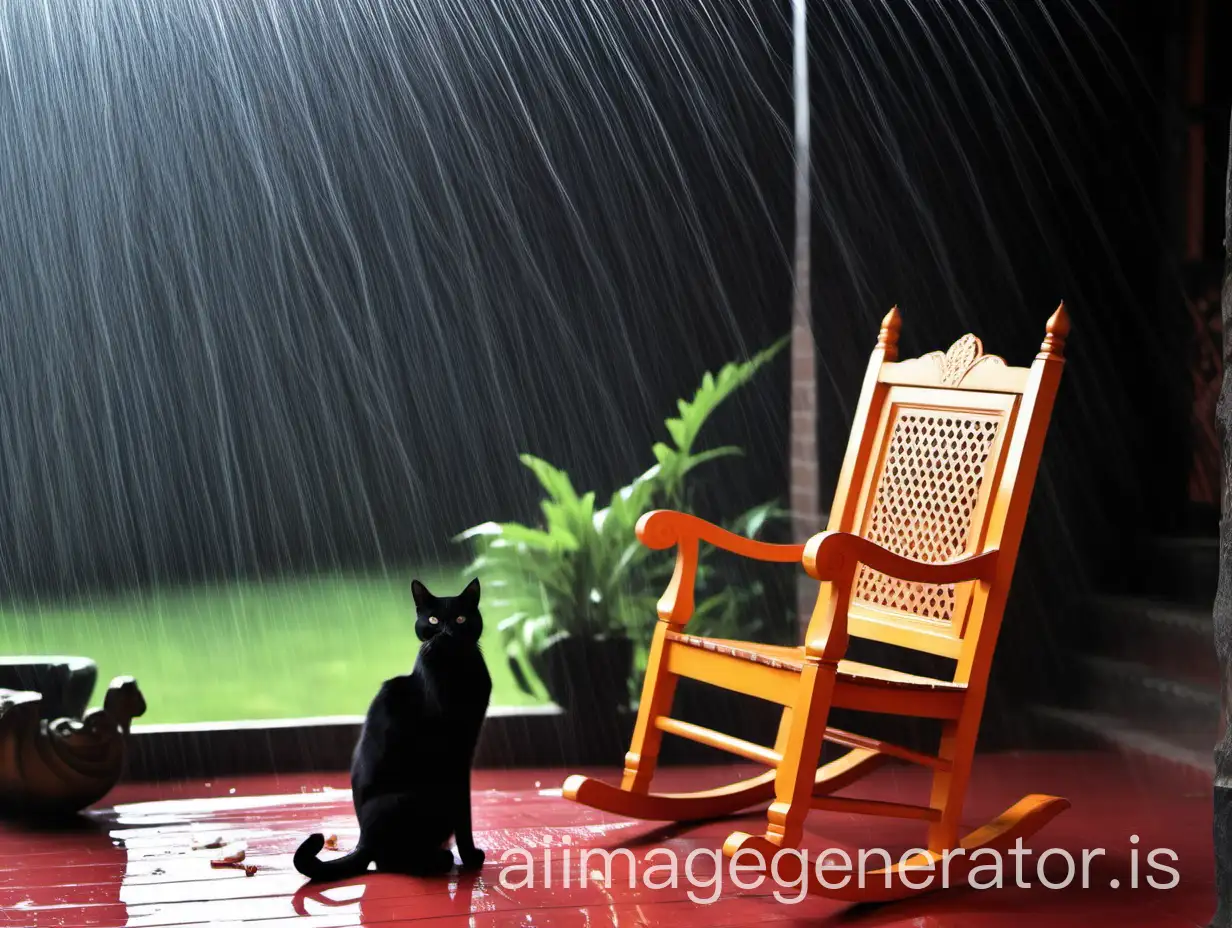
top-left (1065, 653), bottom-right (1220, 733)
top-left (1030, 705), bottom-right (1214, 779)
top-left (1071, 595), bottom-right (1218, 688)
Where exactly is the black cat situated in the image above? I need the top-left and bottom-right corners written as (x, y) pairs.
top-left (293, 577), bottom-right (492, 881)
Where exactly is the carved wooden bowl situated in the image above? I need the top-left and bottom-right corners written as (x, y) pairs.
top-left (0, 676), bottom-right (146, 818)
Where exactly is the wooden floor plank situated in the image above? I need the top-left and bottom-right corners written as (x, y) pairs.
top-left (0, 753), bottom-right (1215, 928)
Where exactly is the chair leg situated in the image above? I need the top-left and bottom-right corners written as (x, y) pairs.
top-left (926, 710), bottom-right (981, 853)
top-left (621, 623), bottom-right (679, 793)
top-left (566, 744), bottom-right (884, 823)
top-left (747, 661), bottom-right (839, 850)
top-left (773, 706), bottom-right (793, 757)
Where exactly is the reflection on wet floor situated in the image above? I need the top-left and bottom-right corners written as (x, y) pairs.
top-left (0, 755), bottom-right (1213, 927)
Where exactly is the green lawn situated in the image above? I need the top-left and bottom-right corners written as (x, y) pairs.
top-left (0, 568), bottom-right (546, 724)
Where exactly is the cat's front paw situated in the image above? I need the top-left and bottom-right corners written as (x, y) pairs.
top-left (459, 847), bottom-right (485, 870)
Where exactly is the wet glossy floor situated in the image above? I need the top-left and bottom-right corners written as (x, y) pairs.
top-left (0, 752), bottom-right (1214, 927)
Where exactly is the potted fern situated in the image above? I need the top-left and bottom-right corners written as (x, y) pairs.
top-left (456, 339), bottom-right (788, 718)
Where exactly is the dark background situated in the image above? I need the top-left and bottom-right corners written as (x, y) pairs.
top-left (799, 0), bottom-right (1229, 740)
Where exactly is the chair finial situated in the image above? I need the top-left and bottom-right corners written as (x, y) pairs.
top-left (1039, 302), bottom-right (1069, 359)
top-left (878, 307), bottom-right (902, 359)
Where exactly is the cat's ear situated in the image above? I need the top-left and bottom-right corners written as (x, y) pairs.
top-left (411, 579), bottom-right (434, 610)
top-left (461, 577), bottom-right (481, 604)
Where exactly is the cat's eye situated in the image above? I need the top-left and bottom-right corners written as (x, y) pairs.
top-left (427, 616), bottom-right (439, 625)
top-left (456, 616), bottom-right (467, 624)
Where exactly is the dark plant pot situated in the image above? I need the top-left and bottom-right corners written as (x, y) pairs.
top-left (0, 657), bottom-right (97, 721)
top-left (529, 633), bottom-right (633, 715)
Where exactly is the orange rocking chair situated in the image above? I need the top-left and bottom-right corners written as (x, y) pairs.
top-left (562, 305), bottom-right (1071, 901)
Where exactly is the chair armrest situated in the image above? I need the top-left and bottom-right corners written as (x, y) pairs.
top-left (636, 510), bottom-right (805, 563)
top-left (801, 532), bottom-right (998, 663)
top-left (635, 510), bottom-right (805, 625)
top-left (802, 532), bottom-right (999, 585)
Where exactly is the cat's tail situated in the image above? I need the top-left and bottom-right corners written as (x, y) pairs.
top-left (293, 832), bottom-right (372, 882)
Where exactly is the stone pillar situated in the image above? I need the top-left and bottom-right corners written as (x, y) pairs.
top-left (787, 0), bottom-right (821, 637)
top-left (1212, 110), bottom-right (1232, 928)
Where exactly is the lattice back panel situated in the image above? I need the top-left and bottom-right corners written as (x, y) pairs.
top-left (852, 407), bottom-right (1002, 623)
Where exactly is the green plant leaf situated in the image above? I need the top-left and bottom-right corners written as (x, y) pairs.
top-left (611, 540), bottom-right (647, 584)
top-left (455, 521), bottom-right (578, 552)
top-left (519, 613), bottom-right (556, 651)
top-left (677, 444), bottom-right (744, 477)
top-left (657, 337), bottom-right (788, 499)
top-left (456, 336), bottom-right (788, 670)
top-left (600, 466), bottom-right (659, 536)
top-left (519, 454), bottom-right (578, 504)
top-left (579, 491), bottom-right (597, 526)
top-left (728, 500), bottom-right (790, 540)
top-left (497, 612), bottom-right (530, 634)
top-left (665, 417), bottom-right (687, 448)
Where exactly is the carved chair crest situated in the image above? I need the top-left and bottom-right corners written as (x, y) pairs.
top-left (896, 333), bottom-right (1008, 387)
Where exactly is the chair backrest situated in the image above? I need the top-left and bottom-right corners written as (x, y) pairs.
top-left (805, 305), bottom-right (1068, 685)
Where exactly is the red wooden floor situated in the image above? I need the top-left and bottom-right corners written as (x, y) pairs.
top-left (0, 751), bottom-right (1215, 928)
